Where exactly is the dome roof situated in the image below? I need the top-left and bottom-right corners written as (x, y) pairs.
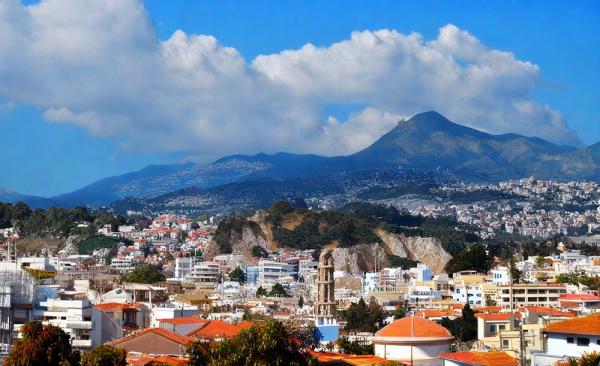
top-left (375, 316), bottom-right (452, 339)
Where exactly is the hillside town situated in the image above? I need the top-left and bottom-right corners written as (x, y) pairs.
top-left (0, 207), bottom-right (599, 366)
top-left (397, 177), bottom-right (600, 240)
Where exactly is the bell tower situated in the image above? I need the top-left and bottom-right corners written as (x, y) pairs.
top-left (315, 249), bottom-right (339, 342)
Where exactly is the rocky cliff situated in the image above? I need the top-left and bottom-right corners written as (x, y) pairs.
top-left (203, 212), bottom-right (452, 274)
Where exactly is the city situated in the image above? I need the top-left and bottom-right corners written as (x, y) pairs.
top-left (0, 1), bottom-right (598, 365)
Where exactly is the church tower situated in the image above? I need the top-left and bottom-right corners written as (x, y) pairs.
top-left (315, 249), bottom-right (339, 342)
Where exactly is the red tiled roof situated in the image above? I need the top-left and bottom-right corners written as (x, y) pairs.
top-left (111, 328), bottom-right (191, 346)
top-left (543, 314), bottom-right (600, 336)
top-left (159, 317), bottom-right (209, 325)
top-left (473, 306), bottom-right (502, 313)
top-left (309, 351), bottom-right (395, 365)
top-left (560, 294), bottom-right (600, 301)
top-left (519, 306), bottom-right (576, 317)
top-left (187, 320), bottom-right (244, 339)
top-left (375, 316), bottom-right (452, 338)
top-left (127, 355), bottom-right (189, 366)
top-left (441, 351), bottom-right (518, 366)
top-left (475, 313), bottom-right (520, 321)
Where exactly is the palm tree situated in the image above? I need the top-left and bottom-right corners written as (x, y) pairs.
top-left (557, 352), bottom-right (600, 366)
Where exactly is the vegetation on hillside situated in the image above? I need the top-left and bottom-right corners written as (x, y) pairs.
top-left (77, 235), bottom-right (132, 255)
top-left (0, 201), bottom-right (129, 239)
top-left (120, 265), bottom-right (165, 284)
top-left (269, 201), bottom-right (380, 250)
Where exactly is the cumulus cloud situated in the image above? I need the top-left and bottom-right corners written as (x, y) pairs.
top-left (0, 0), bottom-right (582, 162)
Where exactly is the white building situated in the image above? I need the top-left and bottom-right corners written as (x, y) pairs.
top-left (174, 257), bottom-right (202, 279)
top-left (185, 262), bottom-right (221, 287)
top-left (491, 266), bottom-right (510, 285)
top-left (374, 316), bottom-right (453, 366)
top-left (532, 314), bottom-right (600, 366)
top-left (258, 260), bottom-right (295, 287)
top-left (38, 298), bottom-right (95, 349)
top-left (110, 257), bottom-right (136, 272)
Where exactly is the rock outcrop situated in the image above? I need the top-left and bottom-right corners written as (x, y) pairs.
top-left (205, 213), bottom-right (452, 274)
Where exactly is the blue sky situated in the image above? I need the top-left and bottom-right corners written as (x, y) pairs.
top-left (0, 0), bottom-right (598, 197)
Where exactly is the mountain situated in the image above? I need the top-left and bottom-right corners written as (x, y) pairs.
top-left (57, 111), bottom-right (600, 206)
top-left (0, 188), bottom-right (60, 209)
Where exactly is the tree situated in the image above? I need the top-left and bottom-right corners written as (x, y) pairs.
top-left (80, 345), bottom-right (127, 366)
top-left (120, 264), bottom-right (165, 284)
top-left (509, 256), bottom-right (523, 284)
top-left (298, 295), bottom-right (305, 308)
top-left (535, 255), bottom-right (546, 269)
top-left (256, 286), bottom-right (268, 297)
top-left (207, 320), bottom-right (317, 366)
top-left (444, 243), bottom-right (492, 275)
top-left (269, 283), bottom-right (290, 297)
top-left (4, 321), bottom-right (78, 366)
top-left (438, 304), bottom-right (477, 343)
top-left (228, 267), bottom-right (246, 284)
top-left (337, 337), bottom-right (374, 355)
top-left (557, 351), bottom-right (600, 366)
top-left (394, 306), bottom-right (407, 320)
top-left (251, 245), bottom-right (269, 258)
top-left (341, 297), bottom-right (386, 333)
top-left (186, 340), bottom-right (211, 366)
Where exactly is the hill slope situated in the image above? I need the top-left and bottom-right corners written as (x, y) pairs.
top-left (0, 188), bottom-right (60, 209)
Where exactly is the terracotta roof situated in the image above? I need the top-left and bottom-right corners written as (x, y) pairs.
top-left (309, 351), bottom-right (395, 365)
top-left (440, 351), bottom-right (518, 366)
top-left (519, 306), bottom-right (576, 317)
top-left (473, 306), bottom-right (502, 313)
top-left (127, 355), bottom-right (189, 366)
top-left (475, 313), bottom-right (520, 321)
top-left (414, 309), bottom-right (457, 318)
top-left (375, 316), bottom-right (452, 338)
top-left (95, 302), bottom-right (139, 311)
top-left (159, 317), bottom-right (209, 325)
top-left (111, 328), bottom-right (191, 347)
top-left (187, 320), bottom-right (243, 339)
top-left (560, 294), bottom-right (600, 301)
top-left (543, 314), bottom-right (600, 336)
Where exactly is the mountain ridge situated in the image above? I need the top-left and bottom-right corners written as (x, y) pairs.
top-left (46, 111), bottom-right (600, 207)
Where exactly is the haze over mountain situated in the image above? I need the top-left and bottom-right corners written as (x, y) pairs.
top-left (53, 111), bottom-right (600, 207)
top-left (0, 188), bottom-right (59, 210)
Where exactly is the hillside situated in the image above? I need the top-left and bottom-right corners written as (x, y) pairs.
top-left (0, 188), bottom-right (60, 210)
top-left (55, 111), bottom-right (600, 207)
top-left (201, 201), bottom-right (466, 273)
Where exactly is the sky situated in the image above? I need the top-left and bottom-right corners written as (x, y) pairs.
top-left (0, 0), bottom-right (598, 197)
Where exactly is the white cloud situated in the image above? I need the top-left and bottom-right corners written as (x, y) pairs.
top-left (0, 0), bottom-right (582, 162)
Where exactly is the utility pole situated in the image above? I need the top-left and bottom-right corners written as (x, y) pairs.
top-left (519, 325), bottom-right (526, 366)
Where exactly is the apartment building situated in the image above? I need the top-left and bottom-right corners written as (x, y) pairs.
top-left (185, 262), bottom-right (221, 287)
top-left (497, 284), bottom-right (567, 309)
top-left (38, 298), bottom-right (95, 349)
top-left (174, 257), bottom-right (202, 279)
top-left (257, 260), bottom-right (295, 287)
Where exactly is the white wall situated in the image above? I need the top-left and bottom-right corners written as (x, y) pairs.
top-left (546, 332), bottom-right (600, 358)
top-left (374, 342), bottom-right (448, 366)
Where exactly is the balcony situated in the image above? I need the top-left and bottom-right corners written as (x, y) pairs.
top-left (66, 321), bottom-right (93, 330)
top-left (71, 339), bottom-right (92, 348)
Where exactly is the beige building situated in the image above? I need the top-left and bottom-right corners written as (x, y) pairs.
top-left (497, 284), bottom-right (567, 309)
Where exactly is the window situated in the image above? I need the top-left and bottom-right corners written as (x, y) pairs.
top-left (567, 337), bottom-right (574, 344)
top-left (489, 325), bottom-right (497, 333)
top-left (499, 325), bottom-right (506, 331)
top-left (577, 338), bottom-right (590, 346)
top-left (502, 339), bottom-right (509, 348)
